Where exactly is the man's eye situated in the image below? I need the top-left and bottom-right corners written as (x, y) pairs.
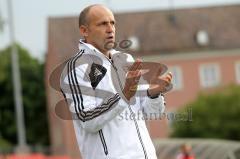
top-left (101, 22), bottom-right (108, 25)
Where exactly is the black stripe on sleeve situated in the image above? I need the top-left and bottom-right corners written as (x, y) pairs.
top-left (67, 50), bottom-right (121, 122)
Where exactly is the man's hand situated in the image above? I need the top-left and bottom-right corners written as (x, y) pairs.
top-left (123, 59), bottom-right (142, 101)
top-left (148, 67), bottom-right (173, 97)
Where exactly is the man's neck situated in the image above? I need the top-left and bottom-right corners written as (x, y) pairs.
top-left (101, 50), bottom-right (111, 59)
top-left (83, 39), bottom-right (111, 59)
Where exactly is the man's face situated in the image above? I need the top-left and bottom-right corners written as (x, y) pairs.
top-left (84, 6), bottom-right (116, 53)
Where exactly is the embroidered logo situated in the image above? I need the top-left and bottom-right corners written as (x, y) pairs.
top-left (89, 63), bottom-right (107, 89)
top-left (94, 68), bottom-right (102, 77)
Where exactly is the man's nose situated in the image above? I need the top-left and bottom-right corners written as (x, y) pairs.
top-left (106, 23), bottom-right (114, 33)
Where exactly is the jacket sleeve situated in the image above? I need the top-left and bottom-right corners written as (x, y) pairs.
top-left (138, 71), bottom-right (166, 119)
top-left (140, 94), bottom-right (166, 119)
top-left (60, 56), bottom-right (129, 133)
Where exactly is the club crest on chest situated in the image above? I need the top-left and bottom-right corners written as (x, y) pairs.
top-left (89, 63), bottom-right (107, 90)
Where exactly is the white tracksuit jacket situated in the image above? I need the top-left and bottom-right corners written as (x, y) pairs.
top-left (60, 40), bottom-right (166, 159)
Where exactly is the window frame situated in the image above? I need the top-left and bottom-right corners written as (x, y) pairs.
top-left (169, 66), bottom-right (183, 91)
top-left (199, 63), bottom-right (221, 88)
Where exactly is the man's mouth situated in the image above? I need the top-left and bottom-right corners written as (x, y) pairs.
top-left (107, 36), bottom-right (114, 40)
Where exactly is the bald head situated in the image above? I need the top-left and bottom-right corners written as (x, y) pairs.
top-left (78, 4), bottom-right (116, 55)
top-left (79, 4), bottom-right (112, 27)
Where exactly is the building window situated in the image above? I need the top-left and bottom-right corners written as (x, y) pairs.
top-left (199, 63), bottom-right (221, 88)
top-left (169, 66), bottom-right (183, 90)
top-left (235, 62), bottom-right (240, 84)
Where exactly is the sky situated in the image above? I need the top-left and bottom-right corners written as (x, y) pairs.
top-left (1, 0), bottom-right (240, 60)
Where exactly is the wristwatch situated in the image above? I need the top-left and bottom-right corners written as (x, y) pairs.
top-left (147, 89), bottom-right (163, 99)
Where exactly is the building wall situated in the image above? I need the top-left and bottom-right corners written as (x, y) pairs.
top-left (45, 27), bottom-right (81, 158)
top-left (143, 49), bottom-right (240, 138)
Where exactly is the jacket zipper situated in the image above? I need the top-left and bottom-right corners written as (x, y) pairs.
top-left (109, 59), bottom-right (148, 159)
top-left (99, 130), bottom-right (108, 155)
top-left (91, 50), bottom-right (109, 156)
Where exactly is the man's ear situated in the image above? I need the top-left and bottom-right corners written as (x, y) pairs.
top-left (79, 25), bottom-right (88, 37)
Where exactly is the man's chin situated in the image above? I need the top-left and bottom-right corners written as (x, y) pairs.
top-left (104, 41), bottom-right (116, 50)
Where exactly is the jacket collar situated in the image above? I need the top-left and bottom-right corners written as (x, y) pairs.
top-left (78, 39), bottom-right (119, 58)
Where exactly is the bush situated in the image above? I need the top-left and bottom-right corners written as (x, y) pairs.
top-left (171, 85), bottom-right (240, 141)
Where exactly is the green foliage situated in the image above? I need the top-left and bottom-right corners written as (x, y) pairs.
top-left (171, 85), bottom-right (240, 141)
top-left (0, 138), bottom-right (12, 152)
top-left (0, 44), bottom-right (49, 148)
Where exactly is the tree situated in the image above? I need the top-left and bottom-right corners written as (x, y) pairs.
top-left (171, 85), bottom-right (240, 141)
top-left (0, 45), bottom-right (49, 149)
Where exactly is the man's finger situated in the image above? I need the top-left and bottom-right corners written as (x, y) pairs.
top-left (156, 76), bottom-right (170, 86)
top-left (129, 84), bottom-right (138, 91)
top-left (127, 69), bottom-right (141, 79)
top-left (165, 72), bottom-right (173, 82)
top-left (129, 59), bottom-right (142, 72)
top-left (167, 72), bottom-right (173, 79)
top-left (165, 76), bottom-right (171, 82)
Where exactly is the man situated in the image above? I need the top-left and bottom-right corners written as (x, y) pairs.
top-left (60, 4), bottom-right (172, 159)
top-left (176, 144), bottom-right (195, 159)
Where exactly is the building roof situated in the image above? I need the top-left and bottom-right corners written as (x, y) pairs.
top-left (114, 5), bottom-right (240, 55)
top-left (47, 4), bottom-right (240, 59)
